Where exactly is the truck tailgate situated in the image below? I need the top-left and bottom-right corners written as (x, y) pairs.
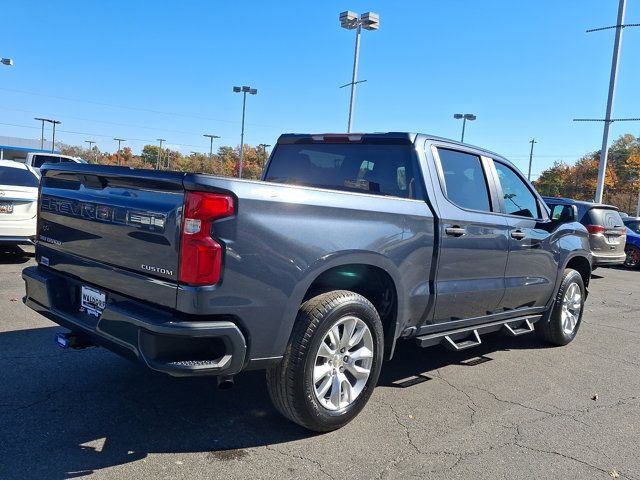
top-left (37, 164), bottom-right (185, 308)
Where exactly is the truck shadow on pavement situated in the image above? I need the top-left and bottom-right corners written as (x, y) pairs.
top-left (0, 246), bottom-right (34, 264)
top-left (0, 325), bottom-right (547, 480)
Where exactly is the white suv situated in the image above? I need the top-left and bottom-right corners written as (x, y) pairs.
top-left (0, 160), bottom-right (40, 245)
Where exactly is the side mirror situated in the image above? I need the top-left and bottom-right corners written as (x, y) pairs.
top-left (551, 204), bottom-right (577, 223)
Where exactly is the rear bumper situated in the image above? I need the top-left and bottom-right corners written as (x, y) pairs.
top-left (0, 236), bottom-right (35, 245)
top-left (592, 253), bottom-right (626, 267)
top-left (22, 266), bottom-right (247, 377)
top-left (0, 218), bottom-right (36, 243)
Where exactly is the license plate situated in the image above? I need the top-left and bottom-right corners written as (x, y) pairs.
top-left (80, 286), bottom-right (106, 317)
top-left (607, 235), bottom-right (619, 243)
top-left (0, 202), bottom-right (13, 214)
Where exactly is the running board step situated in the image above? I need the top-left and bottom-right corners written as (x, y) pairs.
top-left (414, 315), bottom-right (542, 349)
top-left (502, 319), bottom-right (534, 336)
top-left (443, 330), bottom-right (481, 351)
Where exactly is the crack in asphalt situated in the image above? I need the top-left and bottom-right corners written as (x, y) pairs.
top-left (264, 445), bottom-right (336, 480)
top-left (432, 369), bottom-right (479, 425)
top-left (1, 387), bottom-right (64, 411)
top-left (375, 399), bottom-right (423, 480)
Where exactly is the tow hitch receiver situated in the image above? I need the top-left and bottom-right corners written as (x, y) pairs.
top-left (55, 332), bottom-right (95, 350)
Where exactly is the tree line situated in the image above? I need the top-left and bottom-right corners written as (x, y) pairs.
top-left (60, 134), bottom-right (640, 213)
top-left (59, 143), bottom-right (270, 180)
top-left (534, 134), bottom-right (640, 213)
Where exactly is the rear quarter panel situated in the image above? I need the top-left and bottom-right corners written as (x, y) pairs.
top-left (181, 174), bottom-right (435, 361)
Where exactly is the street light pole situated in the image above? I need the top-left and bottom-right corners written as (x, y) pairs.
top-left (339, 11), bottom-right (379, 133)
top-left (156, 139), bottom-right (165, 170)
top-left (595, 0), bottom-right (627, 203)
top-left (1, 58), bottom-right (13, 66)
top-left (233, 86), bottom-right (257, 178)
top-left (527, 138), bottom-right (537, 181)
top-left (51, 120), bottom-right (61, 153)
top-left (453, 113), bottom-right (476, 143)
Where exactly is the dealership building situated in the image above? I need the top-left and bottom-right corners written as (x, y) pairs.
top-left (0, 135), bottom-right (60, 161)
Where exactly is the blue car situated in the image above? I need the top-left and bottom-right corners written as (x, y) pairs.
top-left (623, 218), bottom-right (640, 268)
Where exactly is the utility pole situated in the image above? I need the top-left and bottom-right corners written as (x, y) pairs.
top-left (203, 134), bottom-right (220, 170)
top-left (34, 118), bottom-right (46, 150)
top-left (573, 0), bottom-right (639, 202)
top-left (85, 140), bottom-right (96, 163)
top-left (527, 138), bottom-right (537, 181)
top-left (50, 120), bottom-right (61, 153)
top-left (156, 138), bottom-right (165, 170)
top-left (114, 138), bottom-right (125, 166)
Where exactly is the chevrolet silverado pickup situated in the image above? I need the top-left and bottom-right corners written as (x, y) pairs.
top-left (23, 132), bottom-right (592, 432)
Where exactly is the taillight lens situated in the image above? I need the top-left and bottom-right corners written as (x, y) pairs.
top-left (585, 224), bottom-right (605, 234)
top-left (178, 192), bottom-right (234, 286)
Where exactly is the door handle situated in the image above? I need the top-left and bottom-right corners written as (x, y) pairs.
top-left (445, 226), bottom-right (466, 237)
top-left (511, 230), bottom-right (526, 240)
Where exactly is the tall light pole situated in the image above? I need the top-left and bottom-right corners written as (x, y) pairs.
top-left (50, 120), bottom-right (61, 153)
top-left (453, 113), bottom-right (476, 143)
top-left (527, 138), bottom-right (537, 181)
top-left (233, 85), bottom-right (257, 178)
top-left (156, 138), bottom-right (165, 170)
top-left (592, 0), bottom-right (633, 203)
top-left (339, 11), bottom-right (379, 133)
top-left (1, 58), bottom-right (12, 66)
top-left (114, 138), bottom-right (125, 166)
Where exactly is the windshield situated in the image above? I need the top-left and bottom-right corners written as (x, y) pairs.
top-left (265, 143), bottom-right (422, 199)
top-left (0, 166), bottom-right (39, 188)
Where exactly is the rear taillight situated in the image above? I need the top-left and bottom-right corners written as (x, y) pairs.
top-left (178, 192), bottom-right (234, 286)
top-left (585, 224), bottom-right (605, 234)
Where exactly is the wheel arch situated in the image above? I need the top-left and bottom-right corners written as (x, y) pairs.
top-left (274, 252), bottom-right (405, 362)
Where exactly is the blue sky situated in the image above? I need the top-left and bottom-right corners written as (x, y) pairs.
top-left (1, 0), bottom-right (639, 178)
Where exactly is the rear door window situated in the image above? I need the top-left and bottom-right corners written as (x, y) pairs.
top-left (265, 143), bottom-right (423, 199)
top-left (436, 148), bottom-right (491, 212)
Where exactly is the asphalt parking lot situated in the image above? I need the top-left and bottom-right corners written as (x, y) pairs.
top-left (1, 247), bottom-right (639, 480)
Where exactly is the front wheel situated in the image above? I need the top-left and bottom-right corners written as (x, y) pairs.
top-left (535, 268), bottom-right (585, 346)
top-left (624, 245), bottom-right (640, 269)
top-left (266, 290), bottom-right (384, 432)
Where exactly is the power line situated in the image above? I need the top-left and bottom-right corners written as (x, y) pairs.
top-left (0, 86), bottom-right (282, 130)
top-left (0, 121), bottom-right (203, 148)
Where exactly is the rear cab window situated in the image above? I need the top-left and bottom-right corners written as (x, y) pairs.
top-left (264, 143), bottom-right (423, 199)
top-left (33, 155), bottom-right (61, 168)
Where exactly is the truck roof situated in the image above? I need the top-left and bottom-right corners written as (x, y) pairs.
top-left (276, 132), bottom-right (509, 162)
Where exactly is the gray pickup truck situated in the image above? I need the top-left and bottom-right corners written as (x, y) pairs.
top-left (23, 132), bottom-right (592, 431)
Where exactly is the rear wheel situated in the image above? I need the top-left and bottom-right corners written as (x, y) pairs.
top-left (624, 245), bottom-right (640, 269)
top-left (266, 290), bottom-right (383, 432)
top-left (536, 268), bottom-right (585, 346)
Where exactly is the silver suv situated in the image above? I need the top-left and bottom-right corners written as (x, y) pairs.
top-left (544, 197), bottom-right (626, 268)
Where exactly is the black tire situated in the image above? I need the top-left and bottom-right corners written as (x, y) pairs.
top-left (266, 290), bottom-right (384, 432)
top-left (535, 268), bottom-right (585, 346)
top-left (624, 245), bottom-right (640, 269)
